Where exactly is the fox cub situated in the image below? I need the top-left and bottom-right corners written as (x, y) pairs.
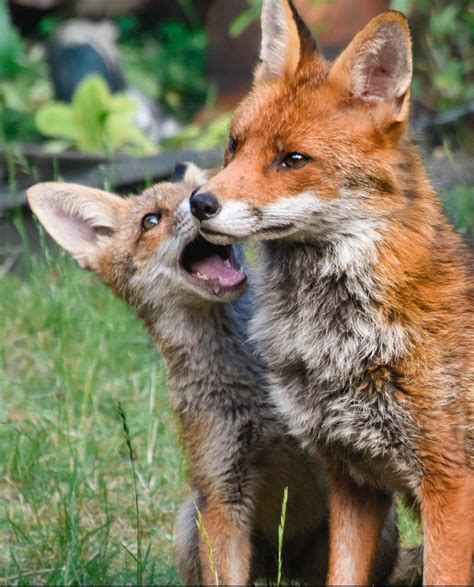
top-left (28, 164), bottom-right (400, 585)
top-left (189, 2), bottom-right (473, 585)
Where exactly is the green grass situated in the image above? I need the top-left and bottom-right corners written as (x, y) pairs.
top-left (0, 228), bottom-right (423, 585)
top-left (0, 243), bottom-right (185, 584)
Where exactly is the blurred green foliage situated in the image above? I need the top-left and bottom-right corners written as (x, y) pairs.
top-left (441, 184), bottom-right (474, 241)
top-left (391, 0), bottom-right (473, 112)
top-left (230, 0), bottom-right (263, 38)
top-left (0, 0), bottom-right (53, 144)
top-left (0, 0), bottom-right (473, 159)
top-left (0, 0), bottom-right (23, 78)
top-left (162, 112), bottom-right (232, 150)
top-left (35, 76), bottom-right (156, 155)
top-left (0, 3), bottom-right (209, 149)
top-left (119, 18), bottom-right (207, 122)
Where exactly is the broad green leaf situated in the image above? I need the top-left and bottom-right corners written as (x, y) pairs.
top-left (72, 75), bottom-right (111, 111)
top-left (122, 127), bottom-right (157, 155)
top-left (102, 112), bottom-right (127, 152)
top-left (43, 139), bottom-right (73, 153)
top-left (72, 76), bottom-right (112, 150)
top-left (109, 95), bottom-right (137, 116)
top-left (104, 112), bottom-right (156, 155)
top-left (35, 74), bottom-right (157, 154)
top-left (35, 103), bottom-right (77, 140)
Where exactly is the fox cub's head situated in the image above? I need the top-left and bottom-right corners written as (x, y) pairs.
top-left (27, 164), bottom-right (247, 310)
top-left (191, 1), bottom-right (415, 245)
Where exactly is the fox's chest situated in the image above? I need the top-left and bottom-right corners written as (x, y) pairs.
top-left (254, 254), bottom-right (406, 384)
top-left (254, 248), bottom-right (421, 492)
top-left (266, 353), bottom-right (422, 492)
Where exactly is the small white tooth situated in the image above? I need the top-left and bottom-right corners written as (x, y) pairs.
top-left (225, 259), bottom-right (231, 267)
top-left (196, 271), bottom-right (209, 281)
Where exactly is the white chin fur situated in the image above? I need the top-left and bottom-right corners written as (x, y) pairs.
top-left (198, 228), bottom-right (237, 246)
top-left (197, 193), bottom-right (316, 243)
top-left (197, 191), bottom-right (383, 252)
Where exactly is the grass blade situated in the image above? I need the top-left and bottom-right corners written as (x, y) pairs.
top-left (276, 486), bottom-right (288, 587)
top-left (117, 402), bottom-right (142, 586)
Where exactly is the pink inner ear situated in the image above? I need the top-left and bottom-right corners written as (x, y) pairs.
top-left (51, 201), bottom-right (97, 244)
top-left (359, 40), bottom-right (402, 102)
top-left (94, 226), bottom-right (114, 237)
top-left (51, 201), bottom-right (114, 241)
top-left (362, 66), bottom-right (393, 101)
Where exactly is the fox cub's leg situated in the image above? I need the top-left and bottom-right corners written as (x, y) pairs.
top-left (327, 472), bottom-right (392, 585)
top-left (175, 493), bottom-right (202, 585)
top-left (422, 473), bottom-right (473, 585)
top-left (197, 498), bottom-right (252, 586)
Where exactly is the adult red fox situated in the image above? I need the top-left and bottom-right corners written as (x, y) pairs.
top-left (189, 1), bottom-right (474, 584)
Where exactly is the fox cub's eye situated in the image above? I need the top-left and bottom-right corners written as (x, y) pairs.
top-left (280, 152), bottom-right (309, 170)
top-left (142, 213), bottom-right (162, 231)
top-left (228, 137), bottom-right (237, 155)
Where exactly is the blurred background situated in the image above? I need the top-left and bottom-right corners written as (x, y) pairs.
top-left (0, 1), bottom-right (472, 584)
top-left (0, 0), bottom-right (474, 245)
top-left (1, 0), bottom-right (473, 254)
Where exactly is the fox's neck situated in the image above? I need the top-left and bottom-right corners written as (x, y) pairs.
top-left (135, 292), bottom-right (260, 385)
top-left (254, 233), bottom-right (405, 384)
top-left (255, 189), bottom-right (465, 383)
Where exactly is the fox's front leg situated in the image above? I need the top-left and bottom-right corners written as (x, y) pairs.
top-left (422, 472), bottom-right (473, 585)
top-left (327, 472), bottom-right (392, 585)
top-left (197, 499), bottom-right (252, 586)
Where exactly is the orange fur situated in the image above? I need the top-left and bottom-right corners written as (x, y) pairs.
top-left (197, 499), bottom-right (252, 586)
top-left (421, 474), bottom-right (473, 584)
top-left (328, 472), bottom-right (392, 585)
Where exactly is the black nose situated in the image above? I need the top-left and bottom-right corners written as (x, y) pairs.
top-left (189, 190), bottom-right (221, 222)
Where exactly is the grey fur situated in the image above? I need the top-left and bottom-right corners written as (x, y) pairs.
top-left (129, 236), bottom-right (332, 584)
top-left (96, 175), bottom-right (332, 584)
top-left (251, 239), bottom-right (423, 493)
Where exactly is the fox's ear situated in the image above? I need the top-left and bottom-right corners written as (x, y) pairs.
top-left (27, 182), bottom-right (124, 270)
top-left (255, 0), bottom-right (319, 82)
top-left (171, 162), bottom-right (210, 186)
top-left (330, 11), bottom-right (412, 122)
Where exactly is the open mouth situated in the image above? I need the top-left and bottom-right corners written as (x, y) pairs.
top-left (180, 235), bottom-right (247, 296)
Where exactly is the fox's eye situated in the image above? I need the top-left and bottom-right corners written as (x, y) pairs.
top-left (228, 137), bottom-right (237, 155)
top-left (280, 152), bottom-right (309, 170)
top-left (142, 213), bottom-right (162, 231)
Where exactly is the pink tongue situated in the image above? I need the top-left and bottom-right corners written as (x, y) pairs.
top-left (190, 255), bottom-right (245, 287)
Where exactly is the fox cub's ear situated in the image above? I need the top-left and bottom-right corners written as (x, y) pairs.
top-left (330, 11), bottom-right (412, 122)
top-left (171, 162), bottom-right (210, 186)
top-left (255, 0), bottom-right (319, 82)
top-left (27, 182), bottom-right (124, 270)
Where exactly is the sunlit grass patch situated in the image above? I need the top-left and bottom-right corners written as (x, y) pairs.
top-left (0, 249), bottom-right (185, 584)
top-left (397, 500), bottom-right (423, 548)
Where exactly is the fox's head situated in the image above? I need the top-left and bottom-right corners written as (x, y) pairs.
top-left (27, 164), bottom-right (247, 313)
top-left (190, 1), bottom-right (417, 247)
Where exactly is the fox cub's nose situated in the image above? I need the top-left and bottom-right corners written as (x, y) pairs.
top-left (190, 190), bottom-right (221, 222)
